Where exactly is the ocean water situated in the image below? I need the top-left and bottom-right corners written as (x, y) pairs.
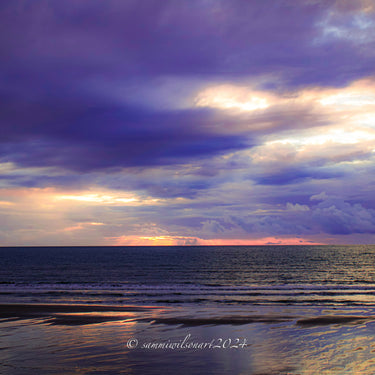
top-left (2, 245), bottom-right (375, 374)
top-left (2, 245), bottom-right (375, 306)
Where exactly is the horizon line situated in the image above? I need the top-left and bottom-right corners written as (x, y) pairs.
top-left (1, 244), bottom-right (374, 248)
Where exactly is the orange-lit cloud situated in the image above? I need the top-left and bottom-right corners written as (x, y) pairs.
top-left (107, 235), bottom-right (323, 246)
top-left (62, 222), bottom-right (105, 232)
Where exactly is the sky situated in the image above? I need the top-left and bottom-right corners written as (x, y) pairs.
top-left (1, 0), bottom-right (375, 246)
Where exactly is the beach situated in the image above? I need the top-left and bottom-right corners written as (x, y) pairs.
top-left (2, 303), bottom-right (375, 374)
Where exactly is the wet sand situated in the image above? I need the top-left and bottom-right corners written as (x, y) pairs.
top-left (2, 303), bottom-right (375, 374)
top-left (0, 303), bottom-right (153, 325)
top-left (2, 303), bottom-right (375, 327)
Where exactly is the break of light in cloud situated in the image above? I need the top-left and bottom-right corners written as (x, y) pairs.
top-left (1, 0), bottom-right (375, 246)
top-left (194, 85), bottom-right (271, 112)
top-left (267, 129), bottom-right (375, 147)
top-left (57, 193), bottom-right (158, 206)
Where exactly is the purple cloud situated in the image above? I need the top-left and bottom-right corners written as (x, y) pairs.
top-left (1, 0), bottom-right (374, 174)
top-left (211, 196), bottom-right (375, 237)
top-left (2, 0), bottom-right (373, 86)
top-left (1, 0), bottom-right (375, 245)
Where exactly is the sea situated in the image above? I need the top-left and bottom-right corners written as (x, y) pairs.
top-left (1, 245), bottom-right (375, 374)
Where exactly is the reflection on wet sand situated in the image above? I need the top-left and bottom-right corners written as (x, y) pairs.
top-left (2, 304), bottom-right (375, 374)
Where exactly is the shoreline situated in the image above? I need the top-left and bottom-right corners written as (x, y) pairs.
top-left (2, 302), bottom-right (375, 327)
top-left (0, 303), bottom-right (156, 325)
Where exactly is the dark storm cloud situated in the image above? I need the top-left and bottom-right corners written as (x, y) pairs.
top-left (1, 0), bottom-right (374, 175)
top-left (2, 0), bottom-right (373, 83)
top-left (0, 100), bottom-right (251, 171)
top-left (254, 166), bottom-right (345, 185)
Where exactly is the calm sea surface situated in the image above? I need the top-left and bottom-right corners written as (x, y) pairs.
top-left (2, 245), bottom-right (375, 375)
top-left (1, 245), bottom-right (375, 306)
